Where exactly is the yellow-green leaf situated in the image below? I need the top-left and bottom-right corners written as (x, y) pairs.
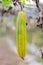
top-left (27, 0), bottom-right (30, 2)
top-left (2, 0), bottom-right (12, 8)
top-left (19, 0), bottom-right (25, 4)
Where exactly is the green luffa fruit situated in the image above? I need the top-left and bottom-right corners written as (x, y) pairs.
top-left (16, 11), bottom-right (26, 59)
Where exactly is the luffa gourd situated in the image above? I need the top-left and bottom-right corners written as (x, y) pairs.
top-left (16, 11), bottom-right (26, 59)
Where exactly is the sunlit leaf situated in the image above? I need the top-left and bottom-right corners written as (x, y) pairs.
top-left (19, 0), bottom-right (25, 4)
top-left (26, 0), bottom-right (30, 2)
top-left (2, 0), bottom-right (12, 7)
top-left (28, 0), bottom-right (30, 2)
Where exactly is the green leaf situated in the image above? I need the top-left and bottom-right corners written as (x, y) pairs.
top-left (27, 32), bottom-right (32, 43)
top-left (36, 32), bottom-right (43, 47)
top-left (26, 0), bottom-right (30, 2)
top-left (19, 0), bottom-right (25, 4)
top-left (13, 15), bottom-right (18, 25)
top-left (35, 56), bottom-right (43, 62)
top-left (2, 0), bottom-right (12, 8)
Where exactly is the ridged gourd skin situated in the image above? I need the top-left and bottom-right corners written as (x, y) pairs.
top-left (16, 11), bottom-right (26, 59)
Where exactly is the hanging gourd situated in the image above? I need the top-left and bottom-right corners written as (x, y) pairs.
top-left (16, 11), bottom-right (27, 59)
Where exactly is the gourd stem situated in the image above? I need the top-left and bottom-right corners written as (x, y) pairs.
top-left (20, 3), bottom-right (23, 11)
top-left (21, 57), bottom-right (24, 60)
